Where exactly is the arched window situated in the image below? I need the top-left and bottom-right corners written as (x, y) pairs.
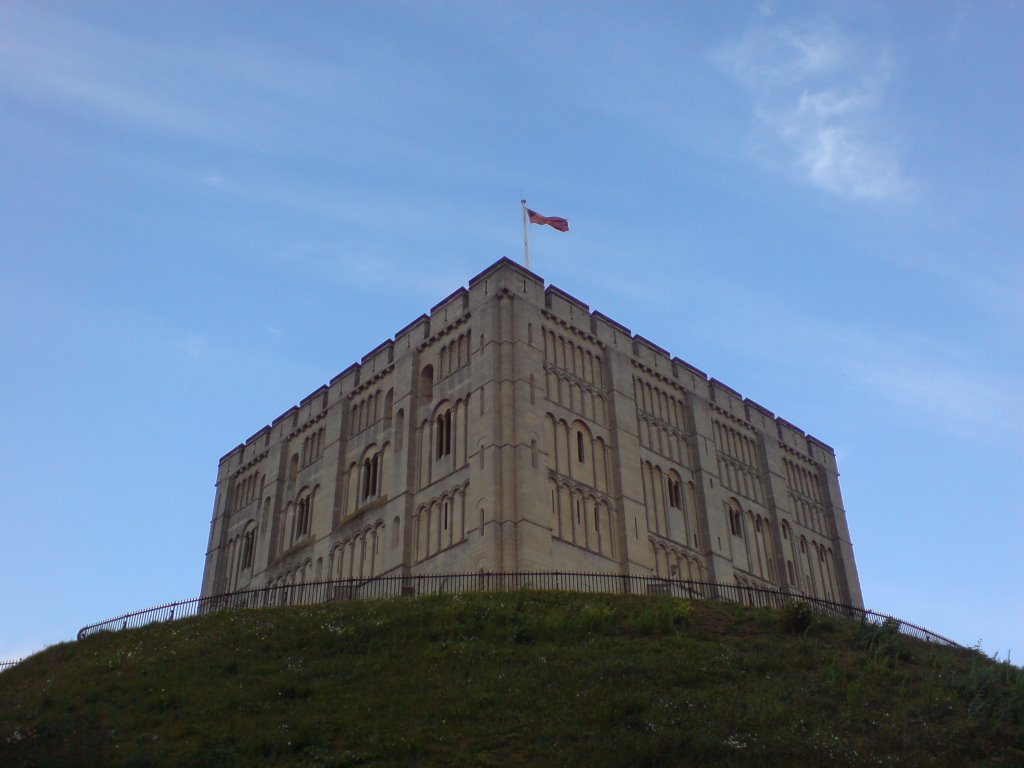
top-left (362, 452), bottom-right (381, 501)
top-left (289, 454), bottom-right (299, 483)
top-left (436, 409), bottom-right (453, 458)
top-left (241, 526), bottom-right (256, 569)
top-left (294, 491), bottom-right (314, 539)
top-left (668, 477), bottom-right (682, 509)
top-left (384, 389), bottom-right (394, 428)
top-left (395, 408), bottom-right (405, 451)
top-left (420, 364), bottom-right (434, 401)
top-left (728, 503), bottom-right (743, 538)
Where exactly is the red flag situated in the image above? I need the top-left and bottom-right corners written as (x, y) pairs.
top-left (527, 208), bottom-right (569, 232)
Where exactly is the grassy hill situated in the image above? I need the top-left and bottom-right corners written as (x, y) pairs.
top-left (1, 591), bottom-right (1020, 767)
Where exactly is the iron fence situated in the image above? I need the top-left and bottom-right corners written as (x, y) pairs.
top-left (0, 659), bottom-right (22, 673)
top-left (76, 571), bottom-right (961, 648)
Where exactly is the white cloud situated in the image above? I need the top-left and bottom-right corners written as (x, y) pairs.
top-left (714, 19), bottom-right (911, 200)
top-left (828, 330), bottom-right (1023, 438)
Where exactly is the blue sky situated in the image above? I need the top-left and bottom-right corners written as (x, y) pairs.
top-left (1, 1), bottom-right (1020, 661)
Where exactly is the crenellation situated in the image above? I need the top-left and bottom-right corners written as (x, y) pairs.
top-left (361, 340), bottom-right (395, 373)
top-left (805, 434), bottom-right (835, 463)
top-left (744, 400), bottom-right (775, 432)
top-left (670, 357), bottom-right (708, 397)
top-left (709, 379), bottom-right (746, 421)
top-left (201, 258), bottom-right (862, 610)
top-left (429, 286), bottom-right (469, 324)
top-left (394, 314), bottom-right (430, 350)
top-left (634, 336), bottom-right (672, 368)
top-left (589, 311), bottom-right (632, 350)
top-left (776, 418), bottom-right (806, 453)
top-left (218, 443), bottom-right (246, 468)
top-left (544, 285), bottom-right (590, 333)
top-left (271, 406), bottom-right (299, 436)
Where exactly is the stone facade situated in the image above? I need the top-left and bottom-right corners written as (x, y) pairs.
top-left (200, 258), bottom-right (863, 608)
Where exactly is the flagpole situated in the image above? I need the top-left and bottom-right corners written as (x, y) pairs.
top-left (521, 199), bottom-right (530, 270)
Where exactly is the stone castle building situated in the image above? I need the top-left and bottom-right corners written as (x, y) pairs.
top-left (200, 258), bottom-right (863, 607)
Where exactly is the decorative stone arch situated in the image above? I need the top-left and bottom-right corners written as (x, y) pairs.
top-left (358, 443), bottom-right (383, 504)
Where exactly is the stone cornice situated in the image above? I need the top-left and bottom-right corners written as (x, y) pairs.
top-left (647, 532), bottom-right (703, 560)
top-left (540, 310), bottom-right (605, 349)
top-left (547, 469), bottom-right (613, 506)
top-left (543, 360), bottom-right (605, 396)
top-left (285, 408), bottom-right (329, 441)
top-left (348, 364), bottom-right (396, 399)
top-left (638, 411), bottom-right (687, 441)
top-left (777, 439), bottom-right (818, 465)
top-left (415, 479), bottom-right (471, 513)
top-left (630, 360), bottom-right (689, 394)
top-left (416, 311), bottom-right (472, 353)
top-left (709, 402), bottom-right (757, 432)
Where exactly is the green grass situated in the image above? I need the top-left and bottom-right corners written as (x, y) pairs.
top-left (1, 591), bottom-right (1020, 767)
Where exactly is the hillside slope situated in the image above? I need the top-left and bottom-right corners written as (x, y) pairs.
top-left (1, 592), bottom-right (1020, 767)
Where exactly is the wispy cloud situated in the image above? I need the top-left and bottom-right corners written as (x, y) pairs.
top-left (825, 328), bottom-right (1023, 438)
top-left (714, 19), bottom-right (911, 200)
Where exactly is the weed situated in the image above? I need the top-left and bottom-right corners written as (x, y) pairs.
top-left (780, 600), bottom-right (814, 635)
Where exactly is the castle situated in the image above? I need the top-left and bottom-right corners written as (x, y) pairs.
top-left (200, 258), bottom-right (863, 607)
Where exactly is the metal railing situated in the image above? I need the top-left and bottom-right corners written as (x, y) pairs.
top-left (0, 659), bottom-right (22, 673)
top-left (76, 571), bottom-right (961, 648)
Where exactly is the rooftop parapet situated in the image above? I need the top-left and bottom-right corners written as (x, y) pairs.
top-left (394, 314), bottom-right (430, 351)
top-left (245, 425), bottom-right (272, 451)
top-left (361, 340), bottom-right (394, 374)
top-left (430, 287), bottom-right (469, 325)
top-left (544, 284), bottom-right (591, 334)
top-left (468, 257), bottom-right (544, 304)
top-left (744, 399), bottom-right (776, 432)
top-left (776, 417), bottom-right (807, 452)
top-left (298, 385), bottom-right (329, 423)
top-left (218, 443), bottom-right (246, 467)
top-left (590, 311), bottom-right (632, 349)
top-left (328, 363), bottom-right (361, 393)
top-left (806, 434), bottom-right (836, 463)
top-left (632, 335), bottom-right (672, 373)
top-left (709, 378), bottom-right (746, 420)
top-left (672, 357), bottom-right (708, 392)
top-left (271, 406), bottom-right (299, 439)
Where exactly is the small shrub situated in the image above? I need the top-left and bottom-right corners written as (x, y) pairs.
top-left (956, 658), bottom-right (1024, 725)
top-left (856, 616), bottom-right (908, 663)
top-left (627, 599), bottom-right (692, 636)
top-left (780, 601), bottom-right (813, 635)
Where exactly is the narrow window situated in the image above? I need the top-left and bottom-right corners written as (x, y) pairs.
top-left (420, 364), bottom-right (434, 400)
top-left (436, 410), bottom-right (453, 458)
top-left (577, 431), bottom-right (585, 463)
top-left (443, 502), bottom-right (449, 530)
top-left (384, 389), bottom-right (394, 428)
top-left (531, 439), bottom-right (538, 469)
